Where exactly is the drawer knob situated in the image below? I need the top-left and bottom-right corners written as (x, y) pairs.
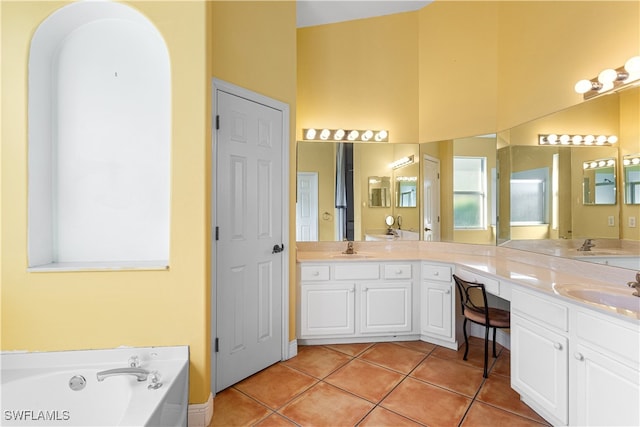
top-left (553, 342), bottom-right (562, 350)
top-left (574, 352), bottom-right (584, 361)
top-left (312, 271), bottom-right (319, 276)
top-left (433, 272), bottom-right (439, 276)
top-left (445, 289), bottom-right (451, 295)
top-left (396, 269), bottom-right (402, 274)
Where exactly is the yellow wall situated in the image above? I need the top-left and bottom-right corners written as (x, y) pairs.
top-left (1, 0), bottom-right (210, 404)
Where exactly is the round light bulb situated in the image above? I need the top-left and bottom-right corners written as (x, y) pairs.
top-left (598, 160), bottom-right (606, 167)
top-left (347, 130), bottom-right (359, 141)
top-left (583, 162), bottom-right (590, 169)
top-left (375, 130), bottom-right (388, 142)
top-left (574, 79), bottom-right (594, 94)
top-left (560, 134), bottom-right (570, 144)
top-left (624, 56), bottom-right (640, 74)
top-left (361, 130), bottom-right (373, 141)
top-left (590, 161), bottom-right (598, 168)
top-left (319, 129), bottom-right (331, 140)
top-left (607, 135), bottom-right (618, 144)
top-left (623, 159), bottom-right (631, 166)
top-left (596, 135), bottom-right (607, 145)
top-left (584, 135), bottom-right (595, 145)
top-left (607, 159), bottom-right (615, 167)
top-left (598, 68), bottom-right (618, 84)
top-left (547, 134), bottom-right (558, 144)
top-left (632, 158), bottom-right (640, 165)
top-left (571, 135), bottom-right (583, 145)
top-left (334, 129), bottom-right (345, 140)
top-left (305, 128), bottom-right (316, 140)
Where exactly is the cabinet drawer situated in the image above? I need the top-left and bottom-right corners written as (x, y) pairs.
top-left (384, 264), bottom-right (412, 280)
top-left (455, 268), bottom-right (500, 296)
top-left (334, 263), bottom-right (379, 280)
top-left (511, 287), bottom-right (568, 332)
top-left (422, 264), bottom-right (452, 282)
top-left (575, 310), bottom-right (639, 366)
top-left (300, 265), bottom-right (330, 281)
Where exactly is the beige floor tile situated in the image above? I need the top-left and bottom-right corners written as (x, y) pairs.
top-left (254, 413), bottom-right (298, 427)
top-left (325, 358), bottom-right (405, 402)
top-left (461, 401), bottom-right (548, 426)
top-left (209, 388), bottom-right (271, 427)
top-left (493, 349), bottom-right (511, 377)
top-left (283, 345), bottom-right (352, 378)
top-left (381, 377), bottom-right (471, 426)
top-left (410, 354), bottom-right (485, 397)
top-left (234, 363), bottom-right (317, 409)
top-left (359, 342), bottom-right (427, 374)
top-left (279, 382), bottom-right (374, 426)
top-left (394, 340), bottom-right (437, 354)
top-left (325, 342), bottom-right (374, 357)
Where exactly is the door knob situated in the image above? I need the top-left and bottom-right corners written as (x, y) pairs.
top-left (425, 227), bottom-right (432, 231)
top-left (272, 244), bottom-right (284, 254)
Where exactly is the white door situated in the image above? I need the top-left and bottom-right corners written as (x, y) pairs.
top-left (360, 282), bottom-right (412, 334)
top-left (296, 172), bottom-right (318, 241)
top-left (214, 86), bottom-right (286, 392)
top-left (423, 155), bottom-right (440, 241)
top-left (421, 281), bottom-right (452, 339)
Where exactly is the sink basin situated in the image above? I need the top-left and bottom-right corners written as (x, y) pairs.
top-left (555, 284), bottom-right (640, 313)
top-left (330, 253), bottom-right (372, 259)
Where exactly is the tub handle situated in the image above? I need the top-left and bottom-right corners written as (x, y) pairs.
top-left (148, 370), bottom-right (163, 390)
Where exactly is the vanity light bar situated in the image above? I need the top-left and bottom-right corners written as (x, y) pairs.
top-left (583, 158), bottom-right (615, 170)
top-left (574, 56), bottom-right (640, 100)
top-left (389, 155), bottom-right (415, 169)
top-left (303, 128), bottom-right (389, 142)
top-left (538, 134), bottom-right (618, 146)
top-left (623, 156), bottom-right (640, 166)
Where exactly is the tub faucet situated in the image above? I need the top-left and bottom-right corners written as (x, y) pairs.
top-left (96, 367), bottom-right (150, 382)
top-left (627, 272), bottom-right (640, 297)
top-left (577, 239), bottom-right (595, 251)
top-left (343, 241), bottom-right (356, 255)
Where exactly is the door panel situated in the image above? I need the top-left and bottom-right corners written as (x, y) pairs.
top-left (215, 90), bottom-right (283, 392)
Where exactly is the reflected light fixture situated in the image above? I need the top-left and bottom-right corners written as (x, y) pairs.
top-left (302, 128), bottom-right (389, 142)
top-left (623, 155), bottom-right (640, 166)
top-left (575, 55), bottom-right (640, 100)
top-left (389, 155), bottom-right (415, 169)
top-left (539, 134), bottom-right (618, 146)
top-left (583, 158), bottom-right (615, 170)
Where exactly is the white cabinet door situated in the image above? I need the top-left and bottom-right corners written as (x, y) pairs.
top-left (511, 313), bottom-right (568, 426)
top-left (360, 282), bottom-right (412, 334)
top-left (573, 344), bottom-right (640, 426)
top-left (421, 281), bottom-right (452, 339)
top-left (301, 283), bottom-right (355, 336)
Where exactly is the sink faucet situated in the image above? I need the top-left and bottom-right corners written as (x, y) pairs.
top-left (96, 367), bottom-right (150, 382)
top-left (577, 239), bottom-right (595, 251)
top-left (343, 241), bottom-right (356, 255)
top-left (627, 272), bottom-right (640, 297)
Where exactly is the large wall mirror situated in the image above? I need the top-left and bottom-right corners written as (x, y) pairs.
top-left (296, 87), bottom-right (639, 270)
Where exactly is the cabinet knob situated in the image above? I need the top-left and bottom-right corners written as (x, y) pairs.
top-left (574, 352), bottom-right (584, 361)
top-left (312, 271), bottom-right (319, 276)
top-left (362, 287), bottom-right (368, 292)
top-left (445, 289), bottom-right (451, 294)
top-left (553, 342), bottom-right (562, 350)
top-left (433, 272), bottom-right (439, 276)
top-left (396, 269), bottom-right (402, 274)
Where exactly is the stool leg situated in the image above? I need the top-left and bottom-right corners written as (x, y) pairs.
top-left (462, 318), bottom-right (469, 360)
top-left (493, 327), bottom-right (497, 358)
top-left (483, 325), bottom-right (489, 378)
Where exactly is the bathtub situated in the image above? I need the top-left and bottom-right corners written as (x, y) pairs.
top-left (1, 346), bottom-right (188, 426)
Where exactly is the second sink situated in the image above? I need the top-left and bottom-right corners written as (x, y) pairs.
top-left (555, 284), bottom-right (640, 313)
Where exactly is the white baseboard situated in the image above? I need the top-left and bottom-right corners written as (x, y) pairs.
top-left (188, 392), bottom-right (213, 427)
top-left (287, 339), bottom-right (298, 360)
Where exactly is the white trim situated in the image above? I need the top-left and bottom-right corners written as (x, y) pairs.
top-left (287, 339), bottom-right (298, 360)
top-left (187, 392), bottom-right (213, 427)
top-left (210, 78), bottom-right (290, 393)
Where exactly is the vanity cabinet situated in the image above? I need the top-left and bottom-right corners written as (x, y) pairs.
top-left (571, 308), bottom-right (639, 426)
top-left (420, 263), bottom-right (457, 348)
top-left (511, 284), bottom-right (640, 426)
top-left (298, 262), bottom-right (417, 341)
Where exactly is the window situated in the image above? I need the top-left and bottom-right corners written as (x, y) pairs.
top-left (453, 157), bottom-right (486, 229)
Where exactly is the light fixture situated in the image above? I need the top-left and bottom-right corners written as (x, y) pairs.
top-left (623, 154), bottom-right (640, 166)
top-left (302, 128), bottom-right (389, 142)
top-left (583, 158), bottom-right (616, 170)
top-left (389, 155), bottom-right (415, 169)
top-left (575, 55), bottom-right (640, 100)
top-left (539, 134), bottom-right (618, 146)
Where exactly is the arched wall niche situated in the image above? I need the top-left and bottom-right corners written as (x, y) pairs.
top-left (28, 0), bottom-right (171, 270)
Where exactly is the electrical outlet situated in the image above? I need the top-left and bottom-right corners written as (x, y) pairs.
top-left (608, 216), bottom-right (615, 226)
top-left (630, 216), bottom-right (637, 228)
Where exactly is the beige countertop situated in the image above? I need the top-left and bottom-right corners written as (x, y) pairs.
top-left (296, 241), bottom-right (640, 322)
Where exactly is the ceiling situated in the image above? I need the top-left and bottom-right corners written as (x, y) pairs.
top-left (297, 0), bottom-right (433, 28)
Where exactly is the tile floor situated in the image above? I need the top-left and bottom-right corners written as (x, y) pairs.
top-left (209, 337), bottom-right (550, 426)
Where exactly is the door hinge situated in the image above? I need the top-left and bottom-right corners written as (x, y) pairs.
top-left (215, 226), bottom-right (219, 241)
top-left (216, 115), bottom-right (220, 130)
top-left (215, 337), bottom-right (219, 352)
top-left (437, 172), bottom-right (440, 179)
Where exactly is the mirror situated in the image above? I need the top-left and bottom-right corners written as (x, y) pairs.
top-left (368, 176), bottom-right (391, 207)
top-left (582, 158), bottom-right (616, 205)
top-left (624, 154), bottom-right (640, 204)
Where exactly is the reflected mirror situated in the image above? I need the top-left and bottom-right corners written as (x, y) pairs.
top-left (369, 176), bottom-right (391, 207)
top-left (395, 177), bottom-right (417, 207)
top-left (582, 158), bottom-right (616, 205)
top-left (624, 154), bottom-right (640, 204)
